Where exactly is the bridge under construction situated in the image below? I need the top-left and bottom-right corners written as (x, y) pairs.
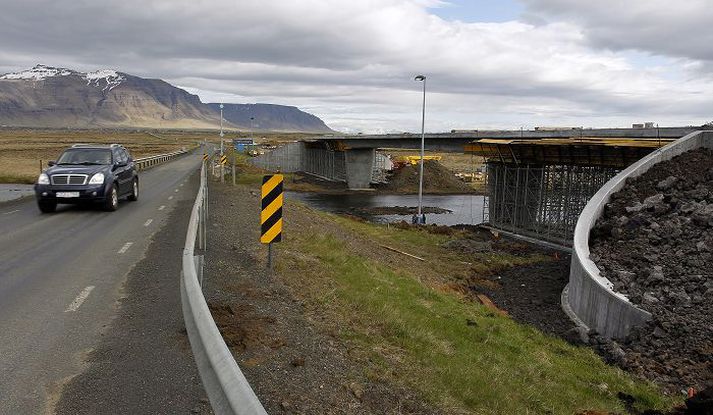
top-left (250, 127), bottom-right (695, 245)
top-left (466, 137), bottom-right (675, 246)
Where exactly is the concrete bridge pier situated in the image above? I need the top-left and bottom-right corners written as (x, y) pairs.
top-left (345, 148), bottom-right (375, 189)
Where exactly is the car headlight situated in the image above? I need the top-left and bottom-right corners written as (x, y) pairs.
top-left (38, 173), bottom-right (50, 185)
top-left (88, 172), bottom-right (105, 185)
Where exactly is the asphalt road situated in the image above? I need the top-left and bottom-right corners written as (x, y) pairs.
top-left (0, 153), bottom-right (204, 414)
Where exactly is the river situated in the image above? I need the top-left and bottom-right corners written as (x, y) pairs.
top-left (286, 192), bottom-right (486, 226)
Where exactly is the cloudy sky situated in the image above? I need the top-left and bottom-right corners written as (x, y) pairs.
top-left (0, 0), bottom-right (711, 133)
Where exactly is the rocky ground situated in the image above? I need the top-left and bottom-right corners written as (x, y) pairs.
top-left (589, 148), bottom-right (713, 394)
top-left (450, 226), bottom-right (711, 414)
top-left (440, 228), bottom-right (582, 343)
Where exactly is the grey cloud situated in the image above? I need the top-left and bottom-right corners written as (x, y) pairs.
top-left (521, 0), bottom-right (713, 62)
top-left (0, 0), bottom-right (711, 132)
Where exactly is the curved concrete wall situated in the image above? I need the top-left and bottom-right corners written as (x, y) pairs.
top-left (567, 131), bottom-right (713, 339)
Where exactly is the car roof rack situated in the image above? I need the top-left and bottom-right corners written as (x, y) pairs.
top-left (70, 143), bottom-right (124, 148)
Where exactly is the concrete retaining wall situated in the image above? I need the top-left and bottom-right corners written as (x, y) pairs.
top-left (567, 130), bottom-right (713, 339)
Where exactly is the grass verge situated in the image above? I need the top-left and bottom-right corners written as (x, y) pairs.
top-left (276, 203), bottom-right (678, 414)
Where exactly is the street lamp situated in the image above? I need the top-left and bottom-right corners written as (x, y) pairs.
top-left (220, 103), bottom-right (225, 183)
top-left (219, 103), bottom-right (225, 154)
top-left (414, 74), bottom-right (426, 225)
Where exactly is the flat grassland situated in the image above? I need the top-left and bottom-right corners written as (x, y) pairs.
top-left (0, 129), bottom-right (314, 184)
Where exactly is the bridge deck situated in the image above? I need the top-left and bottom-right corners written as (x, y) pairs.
top-left (465, 137), bottom-right (673, 168)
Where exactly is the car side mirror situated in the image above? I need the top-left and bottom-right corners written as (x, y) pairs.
top-left (114, 161), bottom-right (127, 169)
top-left (48, 160), bottom-right (56, 166)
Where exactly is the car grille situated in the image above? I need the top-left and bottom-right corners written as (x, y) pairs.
top-left (51, 174), bottom-right (88, 185)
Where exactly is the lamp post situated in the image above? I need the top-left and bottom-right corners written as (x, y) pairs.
top-left (220, 103), bottom-right (224, 183)
top-left (219, 103), bottom-right (224, 153)
top-left (414, 74), bottom-right (426, 225)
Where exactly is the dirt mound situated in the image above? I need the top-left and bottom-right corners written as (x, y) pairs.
top-left (376, 160), bottom-right (475, 194)
top-left (589, 148), bottom-right (713, 392)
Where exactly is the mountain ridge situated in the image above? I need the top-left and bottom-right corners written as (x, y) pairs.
top-left (0, 64), bottom-right (333, 132)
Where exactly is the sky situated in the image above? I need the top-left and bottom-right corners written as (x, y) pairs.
top-left (0, 0), bottom-right (711, 133)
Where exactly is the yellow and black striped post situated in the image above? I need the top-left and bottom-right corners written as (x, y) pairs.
top-left (261, 174), bottom-right (283, 244)
top-left (220, 155), bottom-right (228, 165)
top-left (202, 154), bottom-right (209, 162)
top-left (261, 174), bottom-right (283, 270)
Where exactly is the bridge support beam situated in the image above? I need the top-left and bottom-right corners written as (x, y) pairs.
top-left (345, 148), bottom-right (375, 190)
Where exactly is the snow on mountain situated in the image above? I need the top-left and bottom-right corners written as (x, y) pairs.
top-left (0, 65), bottom-right (125, 91)
top-left (0, 64), bottom-right (74, 81)
top-left (84, 69), bottom-right (125, 91)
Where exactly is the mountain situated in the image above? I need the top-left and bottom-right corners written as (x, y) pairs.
top-left (207, 103), bottom-right (332, 133)
top-left (0, 64), bottom-right (333, 132)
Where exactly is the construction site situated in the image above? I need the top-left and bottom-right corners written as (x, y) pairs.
top-left (467, 136), bottom-right (675, 246)
top-left (239, 128), bottom-right (712, 414)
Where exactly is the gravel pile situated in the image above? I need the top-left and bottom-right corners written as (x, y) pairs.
top-left (589, 148), bottom-right (713, 392)
top-left (376, 160), bottom-right (475, 194)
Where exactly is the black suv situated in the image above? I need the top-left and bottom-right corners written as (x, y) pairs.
top-left (34, 144), bottom-right (139, 213)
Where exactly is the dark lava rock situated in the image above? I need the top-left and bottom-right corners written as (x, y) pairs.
top-left (589, 148), bottom-right (713, 393)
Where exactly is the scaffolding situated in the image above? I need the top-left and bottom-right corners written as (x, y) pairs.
top-left (250, 142), bottom-right (389, 184)
top-left (486, 163), bottom-right (618, 245)
top-left (302, 147), bottom-right (347, 181)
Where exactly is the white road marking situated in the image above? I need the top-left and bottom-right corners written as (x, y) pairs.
top-left (179, 183), bottom-right (183, 187)
top-left (2, 209), bottom-right (20, 215)
top-left (168, 196), bottom-right (174, 200)
top-left (117, 242), bottom-right (133, 254)
top-left (65, 286), bottom-right (95, 312)
top-left (143, 219), bottom-right (153, 227)
top-left (158, 205), bottom-right (166, 211)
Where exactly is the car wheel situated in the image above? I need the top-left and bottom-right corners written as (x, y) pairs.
top-left (128, 178), bottom-right (139, 201)
top-left (104, 184), bottom-right (119, 211)
top-left (38, 200), bottom-right (57, 213)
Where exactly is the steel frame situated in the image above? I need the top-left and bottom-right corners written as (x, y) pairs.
top-left (486, 162), bottom-right (618, 245)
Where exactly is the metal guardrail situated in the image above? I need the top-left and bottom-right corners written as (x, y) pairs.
top-left (134, 149), bottom-right (188, 170)
top-left (181, 161), bottom-right (268, 415)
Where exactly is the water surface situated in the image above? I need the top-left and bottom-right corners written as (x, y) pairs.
top-left (287, 192), bottom-right (486, 226)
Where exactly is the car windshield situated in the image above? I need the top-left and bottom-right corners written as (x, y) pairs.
top-left (57, 149), bottom-right (112, 165)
